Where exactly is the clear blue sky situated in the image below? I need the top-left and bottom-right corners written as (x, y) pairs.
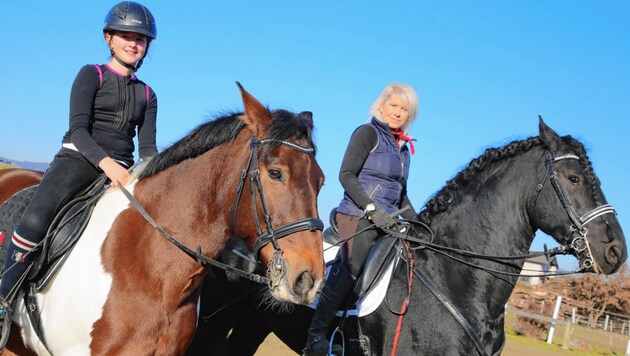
top-left (1, 1), bottom-right (628, 271)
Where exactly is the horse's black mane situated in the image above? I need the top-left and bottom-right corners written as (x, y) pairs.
top-left (138, 109), bottom-right (315, 179)
top-left (418, 135), bottom-right (598, 224)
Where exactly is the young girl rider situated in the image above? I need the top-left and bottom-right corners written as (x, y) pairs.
top-left (303, 83), bottom-right (419, 356)
top-left (0, 1), bottom-right (158, 348)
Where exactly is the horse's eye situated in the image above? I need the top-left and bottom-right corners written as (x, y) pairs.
top-left (268, 169), bottom-right (283, 181)
top-left (568, 176), bottom-right (580, 184)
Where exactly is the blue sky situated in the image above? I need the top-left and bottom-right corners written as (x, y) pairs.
top-left (1, 1), bottom-right (628, 271)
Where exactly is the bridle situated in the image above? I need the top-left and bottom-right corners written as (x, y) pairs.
top-left (230, 137), bottom-right (324, 287)
top-left (533, 151), bottom-right (616, 272)
top-left (121, 135), bottom-right (323, 287)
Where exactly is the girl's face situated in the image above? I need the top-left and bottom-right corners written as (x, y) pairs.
top-left (379, 93), bottom-right (410, 130)
top-left (106, 31), bottom-right (148, 65)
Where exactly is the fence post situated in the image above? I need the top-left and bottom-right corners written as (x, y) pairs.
top-left (622, 321), bottom-right (625, 335)
top-left (541, 300), bottom-right (545, 314)
top-left (562, 318), bottom-right (571, 350)
top-left (572, 307), bottom-right (576, 324)
top-left (604, 314), bottom-right (609, 331)
top-left (626, 338), bottom-right (630, 356)
top-left (547, 296), bottom-right (563, 344)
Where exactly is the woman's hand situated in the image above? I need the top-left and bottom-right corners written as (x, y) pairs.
top-left (368, 206), bottom-right (396, 229)
top-left (98, 157), bottom-right (130, 187)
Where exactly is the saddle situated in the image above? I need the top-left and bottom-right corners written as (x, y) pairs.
top-left (323, 208), bottom-right (402, 305)
top-left (0, 175), bottom-right (108, 291)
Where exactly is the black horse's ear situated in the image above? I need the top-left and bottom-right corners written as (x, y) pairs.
top-left (298, 111), bottom-right (314, 129)
top-left (539, 115), bottom-right (563, 153)
top-left (236, 81), bottom-right (273, 137)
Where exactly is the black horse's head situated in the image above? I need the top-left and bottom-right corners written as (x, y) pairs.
top-left (529, 118), bottom-right (626, 274)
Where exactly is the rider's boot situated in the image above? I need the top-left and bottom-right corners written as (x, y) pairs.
top-left (302, 263), bottom-right (355, 356)
top-left (0, 233), bottom-right (36, 351)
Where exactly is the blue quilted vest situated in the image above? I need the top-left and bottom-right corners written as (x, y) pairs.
top-left (337, 118), bottom-right (411, 217)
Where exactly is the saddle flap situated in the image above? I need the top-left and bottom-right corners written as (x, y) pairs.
top-left (352, 236), bottom-right (399, 300)
top-left (28, 175), bottom-right (107, 288)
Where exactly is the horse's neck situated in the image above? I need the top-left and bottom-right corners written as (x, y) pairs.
top-left (418, 148), bottom-right (543, 316)
top-left (135, 141), bottom-right (249, 253)
top-left (429, 148), bottom-right (541, 255)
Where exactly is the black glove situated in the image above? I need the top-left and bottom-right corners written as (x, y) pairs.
top-left (368, 206), bottom-right (396, 229)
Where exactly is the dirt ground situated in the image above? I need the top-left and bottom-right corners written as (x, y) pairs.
top-left (254, 331), bottom-right (629, 355)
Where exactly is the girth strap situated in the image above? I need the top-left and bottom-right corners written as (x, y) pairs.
top-left (413, 265), bottom-right (488, 356)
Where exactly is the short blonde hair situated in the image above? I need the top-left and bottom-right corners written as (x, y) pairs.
top-left (370, 83), bottom-right (419, 133)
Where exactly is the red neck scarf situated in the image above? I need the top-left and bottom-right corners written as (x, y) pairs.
top-left (392, 130), bottom-right (415, 155)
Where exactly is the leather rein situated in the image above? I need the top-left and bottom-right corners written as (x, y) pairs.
top-left (121, 136), bottom-right (324, 286)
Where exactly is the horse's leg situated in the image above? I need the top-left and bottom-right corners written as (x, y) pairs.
top-left (226, 313), bottom-right (272, 356)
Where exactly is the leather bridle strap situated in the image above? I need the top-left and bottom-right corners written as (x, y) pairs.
top-left (231, 137), bottom-right (324, 259)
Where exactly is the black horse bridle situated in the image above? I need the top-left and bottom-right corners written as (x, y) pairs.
top-left (533, 151), bottom-right (617, 272)
top-left (230, 137), bottom-right (324, 287)
top-left (121, 136), bottom-right (323, 287)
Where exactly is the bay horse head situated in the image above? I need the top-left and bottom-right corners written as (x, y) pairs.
top-left (529, 117), bottom-right (626, 274)
top-left (137, 83), bottom-right (326, 305)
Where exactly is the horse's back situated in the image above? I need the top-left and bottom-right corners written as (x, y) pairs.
top-left (0, 168), bottom-right (43, 204)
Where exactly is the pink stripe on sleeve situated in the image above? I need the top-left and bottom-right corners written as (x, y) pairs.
top-left (146, 85), bottom-right (150, 102)
top-left (93, 64), bottom-right (103, 86)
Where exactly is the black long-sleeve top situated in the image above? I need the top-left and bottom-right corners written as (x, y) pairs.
top-left (62, 64), bottom-right (158, 168)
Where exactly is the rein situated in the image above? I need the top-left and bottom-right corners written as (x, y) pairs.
top-left (119, 136), bottom-right (323, 286)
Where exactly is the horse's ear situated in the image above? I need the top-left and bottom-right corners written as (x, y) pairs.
top-left (298, 111), bottom-right (314, 129)
top-left (538, 115), bottom-right (563, 153)
top-left (236, 82), bottom-right (273, 136)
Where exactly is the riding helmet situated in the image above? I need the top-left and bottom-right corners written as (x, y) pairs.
top-left (103, 1), bottom-right (157, 39)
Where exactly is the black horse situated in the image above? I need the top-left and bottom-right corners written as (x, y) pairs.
top-left (186, 119), bottom-right (626, 356)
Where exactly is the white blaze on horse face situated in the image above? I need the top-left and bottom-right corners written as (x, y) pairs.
top-left (15, 183), bottom-right (136, 354)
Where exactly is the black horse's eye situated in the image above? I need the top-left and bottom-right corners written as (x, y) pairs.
top-left (268, 169), bottom-right (283, 181)
top-left (568, 176), bottom-right (580, 184)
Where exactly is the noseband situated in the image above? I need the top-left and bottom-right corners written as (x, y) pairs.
top-left (535, 152), bottom-right (617, 271)
top-left (230, 137), bottom-right (324, 286)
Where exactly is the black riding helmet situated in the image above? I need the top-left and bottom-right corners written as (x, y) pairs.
top-left (103, 1), bottom-right (157, 39)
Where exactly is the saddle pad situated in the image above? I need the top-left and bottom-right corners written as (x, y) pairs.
top-left (0, 186), bottom-right (38, 267)
top-left (310, 241), bottom-right (398, 318)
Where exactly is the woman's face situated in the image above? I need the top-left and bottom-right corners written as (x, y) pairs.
top-left (379, 93), bottom-right (410, 130)
top-left (106, 31), bottom-right (148, 65)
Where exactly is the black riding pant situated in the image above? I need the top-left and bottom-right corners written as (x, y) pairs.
top-left (15, 148), bottom-right (100, 246)
top-left (336, 213), bottom-right (381, 277)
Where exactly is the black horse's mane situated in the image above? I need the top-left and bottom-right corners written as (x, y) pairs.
top-left (418, 135), bottom-right (598, 224)
top-left (138, 110), bottom-right (315, 180)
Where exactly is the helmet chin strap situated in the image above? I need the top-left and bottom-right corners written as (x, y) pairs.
top-left (109, 44), bottom-right (147, 78)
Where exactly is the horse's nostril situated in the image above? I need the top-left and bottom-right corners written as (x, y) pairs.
top-left (294, 271), bottom-right (315, 299)
top-left (604, 245), bottom-right (622, 267)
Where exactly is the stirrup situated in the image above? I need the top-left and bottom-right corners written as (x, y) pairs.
top-left (0, 302), bottom-right (12, 351)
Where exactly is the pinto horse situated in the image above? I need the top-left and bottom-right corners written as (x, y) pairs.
top-left (187, 118), bottom-right (626, 356)
top-left (0, 84), bottom-right (326, 355)
top-left (0, 168), bottom-right (43, 205)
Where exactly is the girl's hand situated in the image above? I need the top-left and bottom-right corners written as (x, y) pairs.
top-left (98, 157), bottom-right (130, 187)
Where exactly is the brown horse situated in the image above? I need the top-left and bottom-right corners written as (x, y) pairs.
top-left (1, 84), bottom-right (326, 355)
top-left (0, 168), bottom-right (43, 205)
